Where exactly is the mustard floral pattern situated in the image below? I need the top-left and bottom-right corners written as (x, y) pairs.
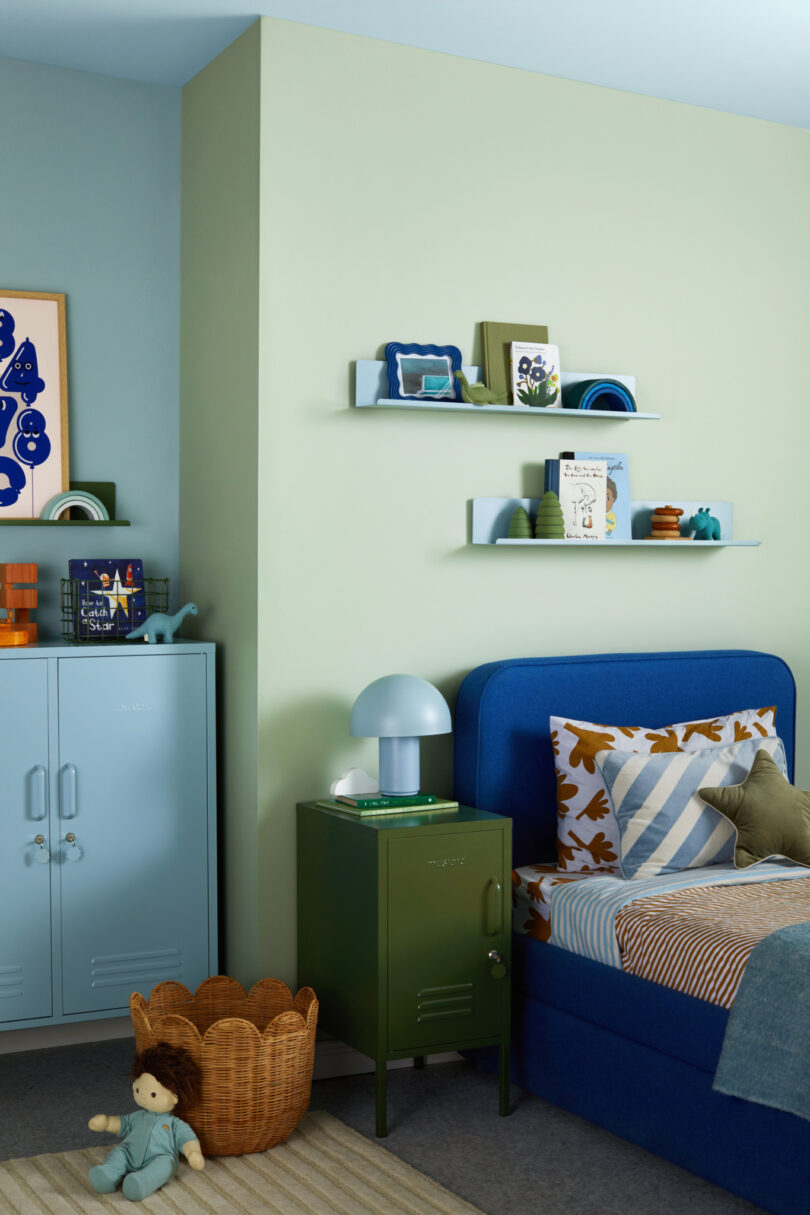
top-left (552, 707), bottom-right (777, 872)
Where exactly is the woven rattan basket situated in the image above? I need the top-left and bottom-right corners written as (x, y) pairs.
top-left (129, 975), bottom-right (318, 1156)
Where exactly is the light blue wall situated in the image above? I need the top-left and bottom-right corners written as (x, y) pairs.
top-left (0, 57), bottom-right (180, 638)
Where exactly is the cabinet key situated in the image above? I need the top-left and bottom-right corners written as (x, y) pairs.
top-left (32, 834), bottom-right (50, 863)
top-left (64, 832), bottom-right (83, 861)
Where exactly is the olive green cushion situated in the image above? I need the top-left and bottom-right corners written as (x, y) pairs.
top-left (699, 748), bottom-right (810, 868)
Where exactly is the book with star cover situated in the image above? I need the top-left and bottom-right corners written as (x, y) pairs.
top-left (67, 558), bottom-right (147, 640)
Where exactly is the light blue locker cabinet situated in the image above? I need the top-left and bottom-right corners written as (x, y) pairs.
top-left (0, 642), bottom-right (217, 1031)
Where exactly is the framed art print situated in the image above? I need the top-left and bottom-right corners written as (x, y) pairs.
top-left (0, 290), bottom-right (69, 518)
top-left (385, 342), bottom-right (463, 402)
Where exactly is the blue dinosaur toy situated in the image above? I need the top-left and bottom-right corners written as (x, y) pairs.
top-left (689, 507), bottom-right (721, 541)
top-left (126, 602), bottom-right (198, 644)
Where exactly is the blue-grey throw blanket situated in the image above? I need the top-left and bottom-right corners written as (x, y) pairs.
top-left (714, 921), bottom-right (810, 1120)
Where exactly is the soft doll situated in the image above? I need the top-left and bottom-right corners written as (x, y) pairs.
top-left (87, 1042), bottom-right (204, 1202)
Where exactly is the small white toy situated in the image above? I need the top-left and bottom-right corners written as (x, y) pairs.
top-left (330, 767), bottom-right (378, 797)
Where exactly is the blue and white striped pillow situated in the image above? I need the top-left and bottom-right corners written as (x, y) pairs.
top-left (595, 737), bottom-right (787, 880)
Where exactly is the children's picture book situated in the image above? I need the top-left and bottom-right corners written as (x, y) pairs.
top-left (67, 558), bottom-right (146, 640)
top-left (510, 342), bottom-right (561, 408)
top-left (544, 459), bottom-right (607, 540)
top-left (560, 451), bottom-right (631, 539)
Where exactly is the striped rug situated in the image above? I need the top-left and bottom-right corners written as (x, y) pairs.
top-left (0, 1109), bottom-right (483, 1214)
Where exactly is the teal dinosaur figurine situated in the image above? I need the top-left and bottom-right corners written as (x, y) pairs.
top-left (454, 370), bottom-right (508, 406)
top-left (126, 602), bottom-right (198, 644)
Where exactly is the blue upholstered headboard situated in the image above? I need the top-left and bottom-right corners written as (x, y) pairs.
top-left (453, 650), bottom-right (796, 867)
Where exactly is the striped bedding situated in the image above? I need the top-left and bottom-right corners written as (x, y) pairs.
top-left (512, 861), bottom-right (810, 1008)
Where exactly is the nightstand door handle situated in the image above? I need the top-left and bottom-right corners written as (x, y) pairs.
top-left (484, 878), bottom-right (503, 936)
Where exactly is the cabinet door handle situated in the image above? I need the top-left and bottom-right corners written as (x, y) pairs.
top-left (60, 764), bottom-right (77, 819)
top-left (30, 765), bottom-right (47, 821)
top-left (485, 878), bottom-right (503, 936)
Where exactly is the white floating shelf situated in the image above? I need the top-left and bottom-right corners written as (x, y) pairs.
top-left (494, 538), bottom-right (758, 547)
top-left (355, 361), bottom-right (658, 419)
top-left (473, 498), bottom-right (759, 547)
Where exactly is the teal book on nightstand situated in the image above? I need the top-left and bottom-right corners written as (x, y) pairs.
top-left (297, 801), bottom-right (512, 1135)
top-left (0, 641), bottom-right (217, 1031)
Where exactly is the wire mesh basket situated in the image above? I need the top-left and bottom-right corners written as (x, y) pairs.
top-left (61, 577), bottom-right (169, 643)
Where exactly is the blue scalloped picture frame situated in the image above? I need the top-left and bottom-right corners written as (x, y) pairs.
top-left (385, 342), bottom-right (463, 402)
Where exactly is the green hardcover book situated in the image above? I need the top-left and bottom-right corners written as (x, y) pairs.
top-left (315, 798), bottom-right (459, 817)
top-left (337, 792), bottom-right (439, 808)
top-left (481, 321), bottom-right (550, 405)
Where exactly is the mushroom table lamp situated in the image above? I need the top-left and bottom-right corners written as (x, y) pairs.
top-left (350, 674), bottom-right (452, 796)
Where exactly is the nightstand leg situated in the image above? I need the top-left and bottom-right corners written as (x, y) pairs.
top-left (375, 1058), bottom-right (387, 1137)
top-left (498, 1038), bottom-right (510, 1116)
top-left (413, 1055), bottom-right (425, 1069)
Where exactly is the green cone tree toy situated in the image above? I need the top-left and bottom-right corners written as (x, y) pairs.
top-left (508, 505), bottom-right (533, 538)
top-left (534, 490), bottom-right (565, 538)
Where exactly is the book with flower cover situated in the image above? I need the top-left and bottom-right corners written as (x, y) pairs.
top-left (510, 342), bottom-right (561, 408)
top-left (67, 558), bottom-right (147, 640)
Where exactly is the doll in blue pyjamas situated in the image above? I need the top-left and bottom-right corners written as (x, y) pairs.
top-left (87, 1042), bottom-right (204, 1201)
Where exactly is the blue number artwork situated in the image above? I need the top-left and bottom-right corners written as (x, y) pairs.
top-left (0, 337), bottom-right (46, 404)
top-left (13, 408), bottom-right (51, 468)
top-left (0, 456), bottom-right (25, 506)
top-left (0, 396), bottom-right (17, 446)
top-left (0, 308), bottom-right (15, 360)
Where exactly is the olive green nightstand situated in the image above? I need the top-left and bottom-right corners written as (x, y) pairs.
top-left (296, 800), bottom-right (512, 1136)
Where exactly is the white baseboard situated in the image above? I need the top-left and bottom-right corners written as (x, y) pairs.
top-left (313, 1039), bottom-right (461, 1080)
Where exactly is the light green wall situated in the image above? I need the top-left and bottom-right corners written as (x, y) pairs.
top-left (180, 23), bottom-right (261, 983)
top-left (186, 17), bottom-right (810, 988)
top-left (256, 19), bottom-right (810, 985)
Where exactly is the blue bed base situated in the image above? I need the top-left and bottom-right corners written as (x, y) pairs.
top-left (454, 650), bottom-right (808, 1215)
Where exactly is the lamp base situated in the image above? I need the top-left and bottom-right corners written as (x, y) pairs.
top-left (378, 736), bottom-right (420, 797)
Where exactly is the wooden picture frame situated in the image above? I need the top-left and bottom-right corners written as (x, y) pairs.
top-left (0, 289), bottom-right (69, 518)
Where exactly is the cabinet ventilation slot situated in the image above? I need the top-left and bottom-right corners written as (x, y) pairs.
top-left (416, 982), bottom-right (473, 1022)
top-left (90, 949), bottom-right (181, 989)
top-left (0, 965), bottom-right (22, 999)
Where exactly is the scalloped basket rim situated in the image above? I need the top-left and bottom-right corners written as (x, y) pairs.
top-left (129, 982), bottom-right (318, 1044)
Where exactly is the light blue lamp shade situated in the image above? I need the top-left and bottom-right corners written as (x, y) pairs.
top-left (350, 674), bottom-right (452, 796)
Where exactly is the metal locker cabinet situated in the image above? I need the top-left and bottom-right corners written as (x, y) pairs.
top-left (0, 642), bottom-right (217, 1033)
top-left (0, 659), bottom-right (52, 1023)
top-left (57, 652), bottom-right (210, 1015)
top-left (387, 829), bottom-right (507, 1052)
top-left (297, 801), bottom-right (511, 1136)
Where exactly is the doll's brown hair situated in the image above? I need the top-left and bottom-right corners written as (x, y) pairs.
top-left (130, 1042), bottom-right (202, 1114)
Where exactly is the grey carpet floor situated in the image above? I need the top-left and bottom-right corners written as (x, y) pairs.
top-left (0, 1038), bottom-right (764, 1215)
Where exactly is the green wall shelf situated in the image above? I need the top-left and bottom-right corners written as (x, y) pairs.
top-left (0, 519), bottom-right (130, 526)
top-left (0, 482), bottom-right (129, 526)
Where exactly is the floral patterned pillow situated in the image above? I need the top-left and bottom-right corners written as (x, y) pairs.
top-left (551, 706), bottom-right (777, 873)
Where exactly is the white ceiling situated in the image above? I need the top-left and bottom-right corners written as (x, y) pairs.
top-left (2, 0), bottom-right (810, 128)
